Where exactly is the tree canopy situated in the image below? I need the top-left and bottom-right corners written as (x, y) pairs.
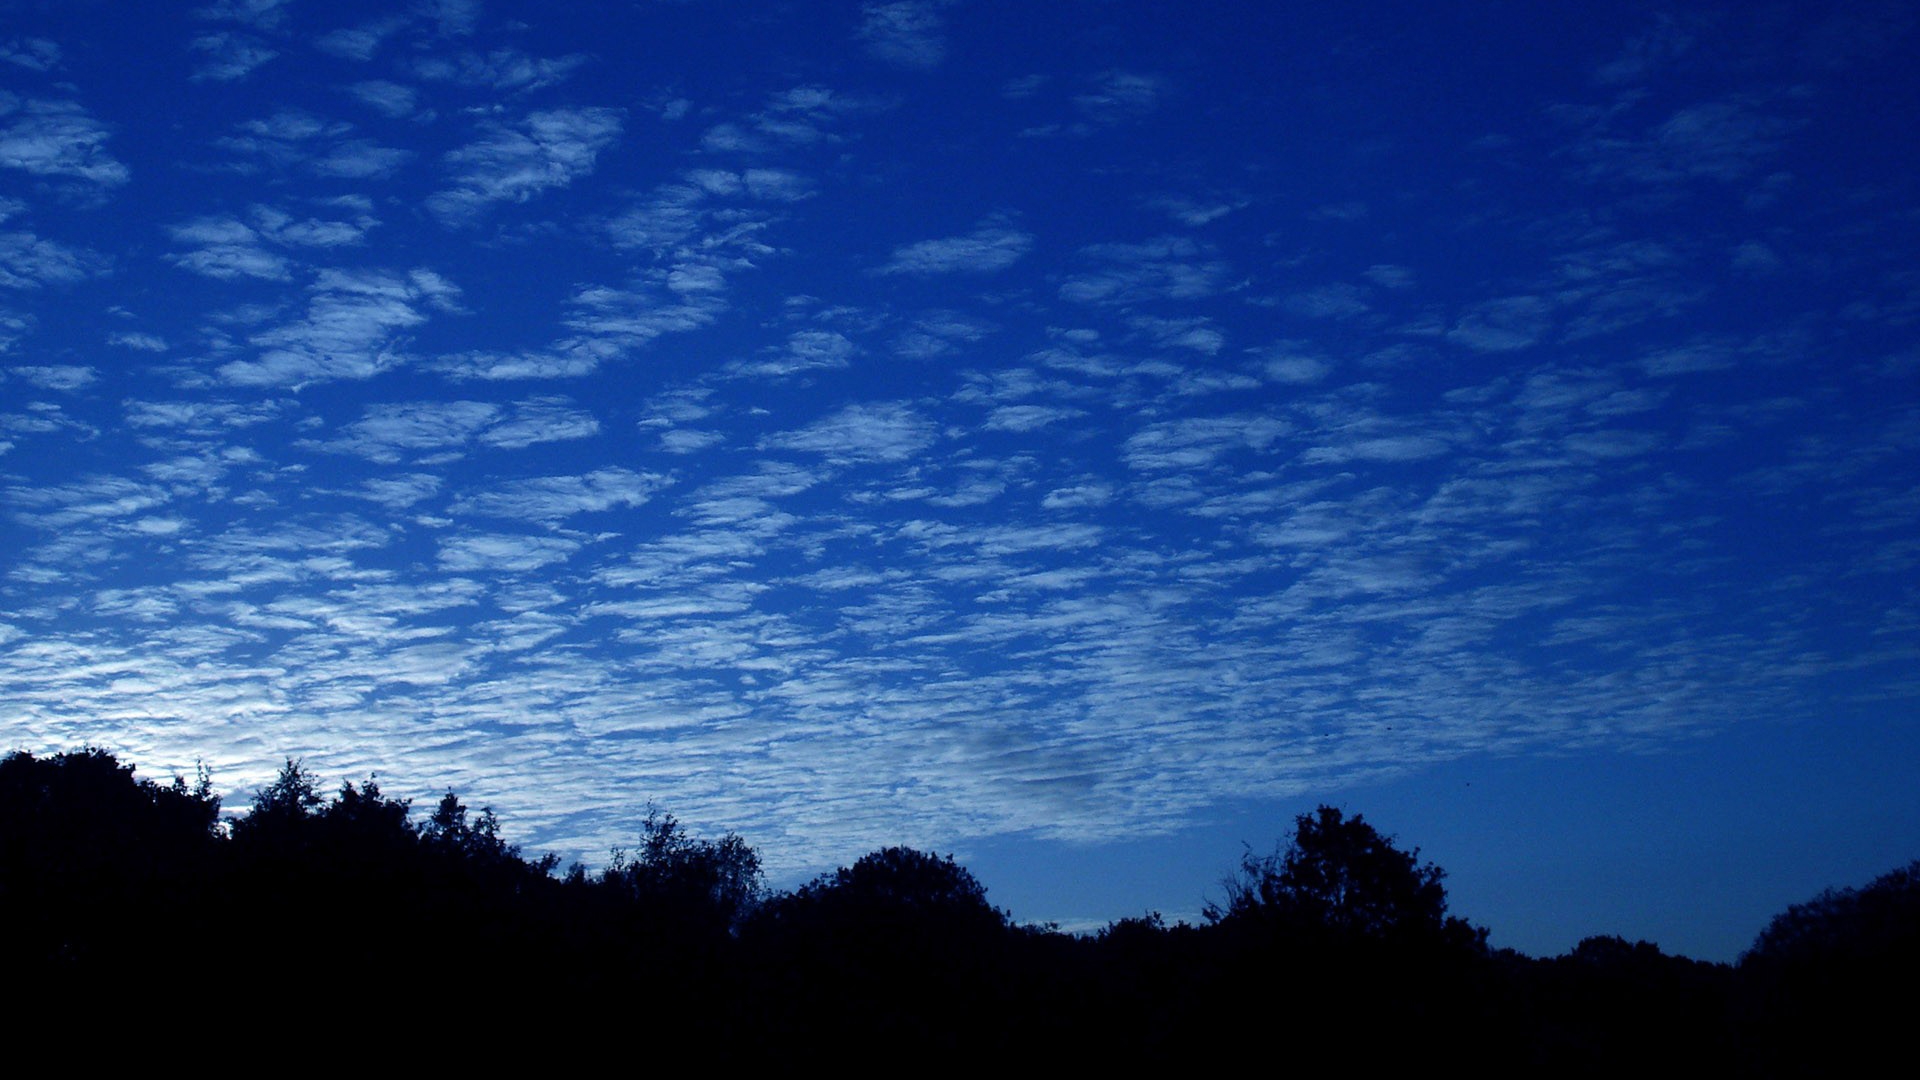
top-left (1207, 805), bottom-right (1476, 948)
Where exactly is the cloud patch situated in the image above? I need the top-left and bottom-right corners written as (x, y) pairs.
top-left (0, 96), bottom-right (129, 187)
top-left (430, 108), bottom-right (623, 223)
top-left (881, 223), bottom-right (1032, 276)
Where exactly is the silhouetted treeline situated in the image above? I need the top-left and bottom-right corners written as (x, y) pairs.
top-left (1, 749), bottom-right (1910, 1070)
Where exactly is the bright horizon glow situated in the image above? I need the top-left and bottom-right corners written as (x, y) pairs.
top-left (2, 1), bottom-right (1915, 962)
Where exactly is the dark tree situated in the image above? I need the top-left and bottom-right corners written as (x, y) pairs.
top-left (1207, 805), bottom-right (1469, 945)
top-left (228, 757), bottom-right (323, 848)
top-left (1737, 859), bottom-right (1920, 1074)
top-left (1197, 807), bottom-right (1495, 1069)
top-left (744, 847), bottom-right (1017, 1054)
top-left (0, 749), bottom-right (223, 984)
top-left (422, 790), bottom-right (515, 861)
top-left (798, 846), bottom-right (1003, 924)
top-left (600, 804), bottom-right (763, 936)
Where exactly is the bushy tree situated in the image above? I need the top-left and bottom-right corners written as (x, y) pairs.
top-left (0, 749), bottom-right (223, 973)
top-left (796, 846), bottom-right (1003, 925)
top-left (601, 805), bottom-right (762, 935)
top-left (1743, 859), bottom-right (1920, 968)
top-left (229, 758), bottom-right (323, 848)
top-left (1737, 859), bottom-right (1920, 1071)
top-left (1207, 805), bottom-right (1480, 948)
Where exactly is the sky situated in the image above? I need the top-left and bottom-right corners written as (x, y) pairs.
top-left (2, 0), bottom-right (1916, 962)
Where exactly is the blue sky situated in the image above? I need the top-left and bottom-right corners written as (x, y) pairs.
top-left (3, 0), bottom-right (1916, 960)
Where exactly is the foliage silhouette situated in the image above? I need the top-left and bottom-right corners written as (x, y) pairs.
top-left (600, 804), bottom-right (763, 936)
top-left (228, 757), bottom-right (323, 849)
top-left (5, 745), bottom-right (1914, 1067)
top-left (0, 748), bottom-right (222, 975)
top-left (1207, 805), bottom-right (1482, 950)
top-left (1737, 859), bottom-right (1920, 1073)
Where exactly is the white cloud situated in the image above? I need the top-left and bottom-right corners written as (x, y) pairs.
top-left (346, 80), bottom-right (421, 119)
top-left (1300, 434), bottom-right (1451, 464)
top-left (658, 428), bottom-right (724, 455)
top-left (0, 230), bottom-right (107, 288)
top-left (1060, 237), bottom-right (1225, 305)
top-left (190, 32), bottom-right (278, 82)
top-left (1074, 71), bottom-right (1166, 125)
top-left (986, 405), bottom-right (1082, 433)
top-left (0, 96), bottom-right (129, 187)
top-left (438, 532), bottom-right (582, 573)
top-left (1448, 295), bottom-right (1553, 353)
top-left (452, 468), bottom-right (670, 524)
top-left (315, 19), bottom-right (405, 62)
top-left (312, 140), bottom-right (412, 179)
top-left (10, 365), bottom-right (94, 391)
top-left (1262, 348), bottom-right (1332, 385)
top-left (108, 332), bottom-right (169, 353)
top-left (219, 268), bottom-right (461, 388)
top-left (195, 0), bottom-right (293, 30)
top-left (1150, 194), bottom-right (1246, 226)
top-left (430, 108), bottom-right (624, 223)
top-left (730, 329), bottom-right (856, 379)
top-left (0, 38), bottom-right (61, 72)
top-left (480, 396), bottom-right (601, 450)
top-left (764, 401), bottom-right (937, 465)
top-left (6, 475), bottom-right (169, 529)
top-left (412, 49), bottom-right (587, 92)
top-left (858, 1), bottom-right (954, 69)
top-left (1125, 415), bottom-right (1290, 472)
top-left (880, 224), bottom-right (1032, 275)
top-left (308, 396), bottom-right (598, 463)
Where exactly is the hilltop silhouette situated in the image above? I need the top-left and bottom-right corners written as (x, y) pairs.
top-left (1, 747), bottom-right (1907, 1070)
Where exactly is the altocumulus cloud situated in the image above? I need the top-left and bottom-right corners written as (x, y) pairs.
top-left (881, 224), bottom-right (1033, 275)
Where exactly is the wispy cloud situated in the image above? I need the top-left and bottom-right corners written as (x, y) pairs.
top-left (314, 19), bottom-right (406, 62)
top-left (1074, 71), bottom-right (1166, 125)
top-left (0, 38), bottom-right (61, 72)
top-left (346, 80), bottom-right (421, 119)
top-left (218, 268), bottom-right (462, 388)
top-left (729, 329), bottom-right (857, 379)
top-left (195, 0), bottom-right (293, 31)
top-left (9, 365), bottom-right (94, 391)
top-left (1060, 237), bottom-right (1226, 305)
top-left (7, 474), bottom-right (170, 531)
top-left (0, 96), bottom-right (129, 187)
top-left (411, 48), bottom-right (588, 92)
top-left (699, 85), bottom-right (864, 155)
top-left (764, 401), bottom-right (938, 465)
top-left (881, 223), bottom-right (1032, 275)
top-left (1124, 415), bottom-right (1289, 472)
top-left (858, 1), bottom-right (954, 69)
top-left (305, 395), bottom-right (600, 464)
top-left (166, 204), bottom-right (374, 281)
top-left (451, 467), bottom-right (670, 525)
top-left (430, 108), bottom-right (623, 223)
top-left (1448, 295), bottom-right (1554, 353)
top-left (0, 229), bottom-right (106, 288)
top-left (439, 532), bottom-right (582, 573)
top-left (190, 31), bottom-right (279, 82)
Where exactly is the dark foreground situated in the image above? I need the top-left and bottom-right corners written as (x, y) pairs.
top-left (2, 749), bottom-right (1910, 1071)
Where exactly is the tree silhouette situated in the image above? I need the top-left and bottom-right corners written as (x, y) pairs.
top-left (1207, 805), bottom-right (1465, 944)
top-left (1738, 859), bottom-right (1920, 1073)
top-left (600, 804), bottom-right (763, 936)
top-left (0, 749), bottom-right (223, 984)
top-left (229, 757), bottom-right (323, 849)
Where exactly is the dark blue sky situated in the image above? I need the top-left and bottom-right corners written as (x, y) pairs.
top-left (2, 0), bottom-right (1915, 960)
